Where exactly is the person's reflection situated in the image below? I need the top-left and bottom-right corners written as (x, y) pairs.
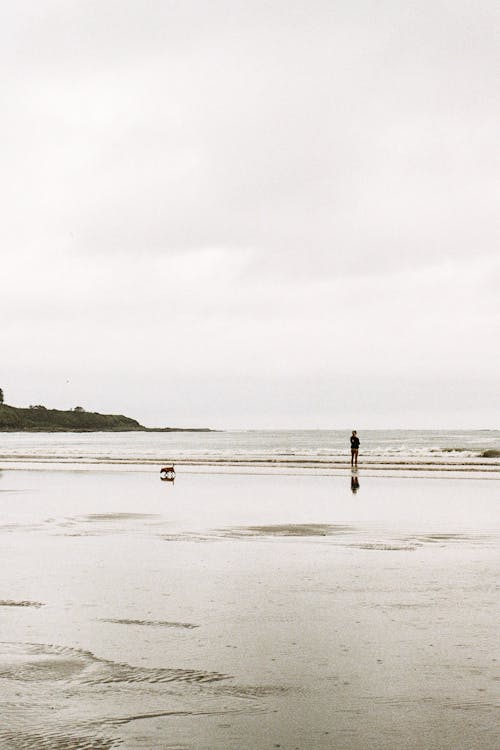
top-left (350, 473), bottom-right (360, 494)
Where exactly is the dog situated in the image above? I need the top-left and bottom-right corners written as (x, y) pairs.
top-left (160, 465), bottom-right (176, 481)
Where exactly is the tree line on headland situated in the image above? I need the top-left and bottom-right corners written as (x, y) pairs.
top-left (0, 389), bottom-right (211, 433)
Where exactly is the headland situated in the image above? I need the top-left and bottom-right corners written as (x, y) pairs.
top-left (0, 403), bottom-right (212, 433)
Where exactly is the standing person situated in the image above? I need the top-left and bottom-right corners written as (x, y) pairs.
top-left (350, 430), bottom-right (360, 467)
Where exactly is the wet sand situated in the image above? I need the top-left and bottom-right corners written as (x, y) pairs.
top-left (0, 469), bottom-right (498, 749)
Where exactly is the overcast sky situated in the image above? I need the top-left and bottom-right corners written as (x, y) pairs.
top-left (1, 1), bottom-right (498, 429)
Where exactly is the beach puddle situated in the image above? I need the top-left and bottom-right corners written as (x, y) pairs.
top-left (82, 513), bottom-right (161, 522)
top-left (347, 532), bottom-right (494, 552)
top-left (0, 514), bottom-right (165, 539)
top-left (348, 542), bottom-right (418, 551)
top-left (217, 523), bottom-right (354, 538)
top-left (52, 513), bottom-right (164, 537)
top-left (162, 524), bottom-right (356, 542)
top-left (0, 522), bottom-right (45, 534)
top-left (410, 533), bottom-right (490, 545)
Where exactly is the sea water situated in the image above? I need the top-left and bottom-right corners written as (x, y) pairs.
top-left (0, 429), bottom-right (499, 473)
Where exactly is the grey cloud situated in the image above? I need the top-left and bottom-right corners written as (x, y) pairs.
top-left (1, 1), bottom-right (498, 427)
top-left (2, 1), bottom-right (498, 274)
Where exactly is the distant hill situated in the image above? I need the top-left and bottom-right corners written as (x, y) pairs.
top-left (0, 403), bottom-right (212, 433)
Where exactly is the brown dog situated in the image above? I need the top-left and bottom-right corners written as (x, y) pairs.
top-left (160, 466), bottom-right (175, 481)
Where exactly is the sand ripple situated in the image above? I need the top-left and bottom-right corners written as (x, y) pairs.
top-left (0, 641), bottom-right (282, 747)
top-left (84, 664), bottom-right (228, 686)
top-left (0, 730), bottom-right (119, 749)
top-left (100, 618), bottom-right (199, 629)
top-left (0, 643), bottom-right (229, 686)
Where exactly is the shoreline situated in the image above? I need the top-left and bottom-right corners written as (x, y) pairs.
top-left (1, 460), bottom-right (499, 480)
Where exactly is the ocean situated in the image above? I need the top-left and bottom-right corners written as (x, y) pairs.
top-left (0, 428), bottom-right (499, 473)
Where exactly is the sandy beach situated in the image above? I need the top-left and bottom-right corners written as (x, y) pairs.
top-left (0, 468), bottom-right (498, 749)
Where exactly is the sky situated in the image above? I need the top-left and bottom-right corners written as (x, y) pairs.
top-left (1, 0), bottom-right (498, 429)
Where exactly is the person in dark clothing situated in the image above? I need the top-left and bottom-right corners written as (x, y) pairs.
top-left (350, 430), bottom-right (360, 467)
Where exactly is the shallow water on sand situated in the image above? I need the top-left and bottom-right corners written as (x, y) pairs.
top-left (0, 469), bottom-right (498, 749)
